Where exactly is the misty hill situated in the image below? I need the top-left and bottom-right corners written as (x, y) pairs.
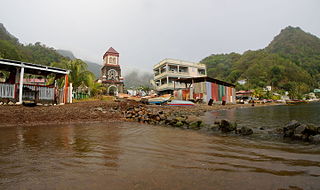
top-left (0, 23), bottom-right (67, 65)
top-left (124, 71), bottom-right (153, 89)
top-left (0, 23), bottom-right (19, 44)
top-left (84, 60), bottom-right (101, 78)
top-left (201, 26), bottom-right (320, 98)
top-left (55, 50), bottom-right (101, 78)
top-left (56, 49), bottom-right (76, 60)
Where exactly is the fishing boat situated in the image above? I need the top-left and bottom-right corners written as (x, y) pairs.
top-left (166, 100), bottom-right (195, 106)
top-left (286, 100), bottom-right (307, 105)
top-left (148, 94), bottom-right (171, 105)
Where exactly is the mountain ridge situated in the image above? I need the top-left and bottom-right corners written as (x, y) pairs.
top-left (201, 26), bottom-right (320, 98)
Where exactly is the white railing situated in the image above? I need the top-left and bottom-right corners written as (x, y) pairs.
top-left (17, 84), bottom-right (55, 100)
top-left (38, 86), bottom-right (54, 100)
top-left (0, 83), bottom-right (15, 98)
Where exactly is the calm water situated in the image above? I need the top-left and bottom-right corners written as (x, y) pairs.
top-left (204, 102), bottom-right (320, 130)
top-left (0, 104), bottom-right (320, 190)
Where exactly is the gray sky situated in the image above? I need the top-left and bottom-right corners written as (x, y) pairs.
top-left (0, 0), bottom-right (319, 74)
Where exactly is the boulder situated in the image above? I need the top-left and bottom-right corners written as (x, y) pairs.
top-left (283, 120), bottom-right (301, 137)
top-left (238, 127), bottom-right (253, 136)
top-left (305, 124), bottom-right (318, 136)
top-left (189, 121), bottom-right (204, 130)
top-left (95, 107), bottom-right (104, 112)
top-left (309, 135), bottom-right (320, 144)
top-left (219, 120), bottom-right (237, 133)
top-left (174, 121), bottom-right (184, 128)
top-left (294, 124), bottom-right (306, 135)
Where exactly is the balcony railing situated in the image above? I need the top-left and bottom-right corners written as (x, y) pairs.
top-left (155, 83), bottom-right (187, 91)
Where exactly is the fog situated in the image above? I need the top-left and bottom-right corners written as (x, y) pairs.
top-left (0, 0), bottom-right (319, 74)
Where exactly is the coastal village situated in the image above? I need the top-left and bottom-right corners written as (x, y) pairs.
top-left (1, 1), bottom-right (320, 189)
top-left (1, 46), bottom-right (320, 143)
top-left (0, 46), bottom-right (319, 106)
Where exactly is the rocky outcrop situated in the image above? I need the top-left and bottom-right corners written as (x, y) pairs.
top-left (238, 126), bottom-right (254, 136)
top-left (283, 120), bottom-right (320, 143)
top-left (123, 105), bottom-right (256, 137)
top-left (218, 120), bottom-right (237, 133)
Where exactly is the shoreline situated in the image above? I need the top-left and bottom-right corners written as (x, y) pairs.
top-left (0, 100), bottom-right (282, 127)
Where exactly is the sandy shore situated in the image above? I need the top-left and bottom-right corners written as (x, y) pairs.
top-left (0, 100), bottom-right (281, 127)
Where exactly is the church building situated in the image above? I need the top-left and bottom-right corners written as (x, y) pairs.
top-left (99, 47), bottom-right (124, 95)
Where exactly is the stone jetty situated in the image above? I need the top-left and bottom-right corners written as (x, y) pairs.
top-left (122, 105), bottom-right (254, 136)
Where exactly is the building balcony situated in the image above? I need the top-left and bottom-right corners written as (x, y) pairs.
top-left (155, 82), bottom-right (187, 91)
top-left (154, 71), bottom-right (194, 80)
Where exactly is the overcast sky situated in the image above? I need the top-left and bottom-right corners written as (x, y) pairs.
top-left (0, 0), bottom-right (319, 74)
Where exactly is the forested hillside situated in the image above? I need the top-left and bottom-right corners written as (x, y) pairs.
top-left (0, 23), bottom-right (68, 65)
top-left (201, 26), bottom-right (320, 97)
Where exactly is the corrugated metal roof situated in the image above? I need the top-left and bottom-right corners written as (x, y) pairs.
top-left (174, 76), bottom-right (235, 87)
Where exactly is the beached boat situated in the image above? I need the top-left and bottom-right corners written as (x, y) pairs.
top-left (286, 100), bottom-right (307, 105)
top-left (148, 95), bottom-right (171, 105)
top-left (166, 100), bottom-right (195, 106)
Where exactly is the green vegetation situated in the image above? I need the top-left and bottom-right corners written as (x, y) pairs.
top-left (201, 26), bottom-right (320, 99)
top-left (0, 23), bottom-right (102, 97)
top-left (51, 59), bottom-right (95, 89)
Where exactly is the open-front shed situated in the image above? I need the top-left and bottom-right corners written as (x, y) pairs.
top-left (0, 59), bottom-right (71, 104)
top-left (173, 76), bottom-right (236, 104)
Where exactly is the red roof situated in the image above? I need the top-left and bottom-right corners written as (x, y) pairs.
top-left (106, 47), bottom-right (118, 54)
top-left (103, 47), bottom-right (119, 59)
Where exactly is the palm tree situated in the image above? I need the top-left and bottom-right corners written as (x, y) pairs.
top-left (51, 59), bottom-right (95, 89)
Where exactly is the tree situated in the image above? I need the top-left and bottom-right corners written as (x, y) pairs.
top-left (51, 59), bottom-right (95, 89)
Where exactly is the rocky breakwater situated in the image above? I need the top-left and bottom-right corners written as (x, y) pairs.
top-left (283, 120), bottom-right (320, 144)
top-left (123, 105), bottom-right (254, 136)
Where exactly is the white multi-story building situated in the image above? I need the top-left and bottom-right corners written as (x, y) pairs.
top-left (151, 58), bottom-right (206, 94)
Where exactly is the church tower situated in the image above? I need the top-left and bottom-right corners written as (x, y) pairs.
top-left (100, 47), bottom-right (124, 95)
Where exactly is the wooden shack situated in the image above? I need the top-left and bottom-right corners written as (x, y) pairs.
top-left (173, 76), bottom-right (236, 104)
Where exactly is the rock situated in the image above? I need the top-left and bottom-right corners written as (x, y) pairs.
top-left (95, 107), bottom-right (103, 112)
top-left (134, 107), bottom-right (140, 112)
top-left (189, 121), bottom-right (203, 129)
top-left (259, 127), bottom-right (265, 130)
top-left (208, 125), bottom-right (220, 131)
top-left (238, 127), bottom-right (253, 136)
top-left (305, 124), bottom-right (318, 136)
top-left (219, 120), bottom-right (237, 133)
top-left (186, 115), bottom-right (199, 124)
top-left (294, 124), bottom-right (306, 135)
top-left (214, 121), bottom-right (220, 125)
top-left (283, 120), bottom-right (301, 137)
top-left (174, 121), bottom-right (184, 128)
top-left (159, 114), bottom-right (167, 120)
top-left (8, 101), bottom-right (14, 105)
top-left (175, 117), bottom-right (185, 122)
top-left (309, 135), bottom-right (320, 144)
top-left (155, 116), bottom-right (161, 121)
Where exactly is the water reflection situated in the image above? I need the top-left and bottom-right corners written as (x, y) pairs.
top-left (0, 122), bottom-right (320, 190)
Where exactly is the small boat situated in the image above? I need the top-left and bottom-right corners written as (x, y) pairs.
top-left (148, 95), bottom-right (171, 105)
top-left (166, 100), bottom-right (195, 106)
top-left (286, 100), bottom-right (307, 105)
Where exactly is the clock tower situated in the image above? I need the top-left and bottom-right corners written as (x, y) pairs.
top-left (100, 47), bottom-right (124, 95)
